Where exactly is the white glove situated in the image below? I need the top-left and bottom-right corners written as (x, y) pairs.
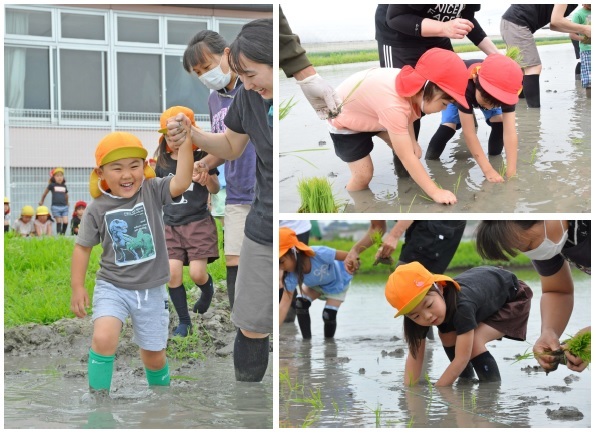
top-left (296, 73), bottom-right (342, 120)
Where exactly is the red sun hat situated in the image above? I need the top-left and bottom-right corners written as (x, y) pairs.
top-left (395, 48), bottom-right (470, 109)
top-left (476, 54), bottom-right (523, 105)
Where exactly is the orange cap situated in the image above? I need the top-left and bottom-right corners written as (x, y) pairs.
top-left (160, 106), bottom-right (198, 152)
top-left (279, 227), bottom-right (315, 258)
top-left (385, 261), bottom-right (460, 318)
top-left (89, 132), bottom-right (155, 198)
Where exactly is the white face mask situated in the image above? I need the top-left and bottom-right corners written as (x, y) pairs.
top-left (524, 221), bottom-right (568, 261)
top-left (197, 57), bottom-right (232, 91)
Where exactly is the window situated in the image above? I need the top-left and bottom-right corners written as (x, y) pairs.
top-left (59, 49), bottom-right (107, 112)
top-left (5, 8), bottom-right (52, 38)
top-left (5, 46), bottom-right (50, 109)
top-left (61, 12), bottom-right (105, 40)
top-left (167, 20), bottom-right (208, 46)
top-left (165, 55), bottom-right (209, 114)
top-left (218, 22), bottom-right (244, 45)
top-left (117, 52), bottom-right (161, 113)
top-left (117, 16), bottom-right (159, 44)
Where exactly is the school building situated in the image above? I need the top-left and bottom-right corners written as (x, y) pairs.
top-left (3, 4), bottom-right (272, 224)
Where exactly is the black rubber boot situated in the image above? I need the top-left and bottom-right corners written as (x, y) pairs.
top-left (470, 351), bottom-right (501, 382)
top-left (193, 274), bottom-right (214, 314)
top-left (295, 297), bottom-right (312, 339)
top-left (392, 152), bottom-right (410, 178)
top-left (487, 121), bottom-right (504, 156)
top-left (168, 284), bottom-right (191, 336)
top-left (322, 308), bottom-right (337, 338)
top-left (522, 74), bottom-right (541, 108)
top-left (443, 346), bottom-right (475, 379)
top-left (233, 329), bottom-right (269, 382)
top-left (226, 265), bottom-right (238, 309)
top-left (426, 125), bottom-right (456, 160)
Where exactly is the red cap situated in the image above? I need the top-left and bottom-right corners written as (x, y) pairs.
top-left (395, 48), bottom-right (469, 109)
top-left (476, 54), bottom-right (523, 105)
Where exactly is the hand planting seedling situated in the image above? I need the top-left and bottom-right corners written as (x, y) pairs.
top-left (515, 331), bottom-right (591, 374)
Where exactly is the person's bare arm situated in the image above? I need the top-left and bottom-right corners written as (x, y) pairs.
top-left (404, 339), bottom-right (426, 386)
top-left (420, 17), bottom-right (473, 39)
top-left (533, 263), bottom-right (575, 371)
top-left (169, 116), bottom-right (194, 198)
top-left (550, 5), bottom-right (591, 37)
top-left (435, 330), bottom-right (473, 386)
top-left (476, 37), bottom-right (500, 56)
top-left (39, 187), bottom-right (49, 205)
top-left (460, 111), bottom-right (504, 183)
top-left (279, 289), bottom-right (293, 326)
top-left (377, 221), bottom-right (414, 259)
top-left (199, 154), bottom-right (226, 171)
top-left (71, 244), bottom-right (93, 318)
top-left (344, 221), bottom-right (387, 273)
top-left (205, 174), bottom-right (220, 195)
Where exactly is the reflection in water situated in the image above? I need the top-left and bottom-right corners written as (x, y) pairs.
top-left (4, 356), bottom-right (273, 429)
top-left (280, 44), bottom-right (591, 212)
top-left (279, 274), bottom-right (590, 428)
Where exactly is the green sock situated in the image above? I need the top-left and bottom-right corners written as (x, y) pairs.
top-left (145, 360), bottom-right (170, 386)
top-left (88, 349), bottom-right (115, 391)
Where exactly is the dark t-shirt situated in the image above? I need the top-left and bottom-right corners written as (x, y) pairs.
top-left (224, 85), bottom-right (273, 246)
top-left (532, 220), bottom-right (590, 276)
top-left (455, 59), bottom-right (516, 114)
top-left (438, 266), bottom-right (519, 336)
top-left (48, 182), bottom-right (68, 206)
top-left (502, 4), bottom-right (578, 33)
top-left (376, 4), bottom-right (486, 67)
top-left (155, 150), bottom-right (218, 226)
top-left (70, 215), bottom-right (81, 235)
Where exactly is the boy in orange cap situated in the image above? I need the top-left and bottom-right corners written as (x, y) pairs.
top-left (279, 226), bottom-right (353, 339)
top-left (327, 47), bottom-right (469, 205)
top-left (71, 125), bottom-right (193, 395)
top-left (386, 262), bottom-right (532, 386)
top-left (426, 54), bottom-right (523, 182)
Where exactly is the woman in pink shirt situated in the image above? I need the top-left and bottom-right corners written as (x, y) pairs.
top-left (328, 48), bottom-right (469, 205)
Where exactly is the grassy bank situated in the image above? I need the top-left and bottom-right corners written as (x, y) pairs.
top-left (307, 37), bottom-right (571, 67)
top-left (314, 239), bottom-right (531, 275)
top-left (4, 220), bottom-right (226, 328)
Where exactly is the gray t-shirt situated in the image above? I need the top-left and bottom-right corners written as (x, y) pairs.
top-left (224, 85), bottom-right (273, 246)
top-left (76, 177), bottom-right (173, 290)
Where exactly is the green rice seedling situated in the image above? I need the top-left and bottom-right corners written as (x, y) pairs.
top-left (528, 145), bottom-right (539, 164)
top-left (171, 375), bottom-right (199, 381)
top-left (290, 386), bottom-right (324, 410)
top-left (407, 415), bottom-right (415, 428)
top-left (453, 171), bottom-right (463, 195)
top-left (331, 399), bottom-right (339, 415)
top-left (499, 161), bottom-right (507, 178)
top-left (470, 392), bottom-right (477, 410)
top-left (513, 346), bottom-right (535, 363)
top-left (279, 96), bottom-right (299, 121)
top-left (302, 409), bottom-right (321, 428)
top-left (328, 75), bottom-right (367, 119)
top-left (505, 46), bottom-right (524, 66)
top-left (563, 330), bottom-right (591, 364)
top-left (373, 403), bottom-right (382, 428)
top-left (297, 177), bottom-right (341, 213)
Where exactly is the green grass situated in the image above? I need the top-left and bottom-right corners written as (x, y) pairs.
top-left (166, 327), bottom-right (210, 361)
top-left (305, 37), bottom-right (571, 67)
top-left (313, 238), bottom-right (532, 275)
top-left (4, 220), bottom-right (227, 328)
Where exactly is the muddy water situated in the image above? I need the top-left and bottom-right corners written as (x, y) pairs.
top-left (4, 354), bottom-right (273, 429)
top-left (279, 44), bottom-right (591, 213)
top-left (279, 270), bottom-right (590, 428)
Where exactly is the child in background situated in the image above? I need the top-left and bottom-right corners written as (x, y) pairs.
top-left (570, 5), bottom-right (592, 98)
top-left (279, 227), bottom-right (353, 339)
top-left (385, 261), bottom-right (532, 386)
top-left (70, 201), bottom-right (87, 236)
top-left (34, 205), bottom-right (53, 237)
top-left (327, 48), bottom-right (469, 205)
top-left (71, 125), bottom-right (194, 394)
top-left (13, 205), bottom-right (35, 237)
top-left (155, 106), bottom-right (220, 337)
top-left (39, 167), bottom-right (69, 235)
top-left (425, 54), bottom-right (523, 181)
top-left (4, 197), bottom-right (10, 232)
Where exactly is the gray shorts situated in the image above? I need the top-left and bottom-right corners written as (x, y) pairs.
top-left (92, 279), bottom-right (169, 351)
top-left (500, 19), bottom-right (541, 68)
top-left (231, 236), bottom-right (273, 334)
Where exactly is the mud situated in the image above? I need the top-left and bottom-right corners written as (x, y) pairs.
top-left (4, 285), bottom-right (273, 429)
top-left (279, 44), bottom-right (591, 213)
top-left (279, 271), bottom-right (590, 428)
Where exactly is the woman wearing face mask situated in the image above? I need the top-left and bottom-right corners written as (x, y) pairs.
top-left (182, 30), bottom-right (257, 313)
top-left (475, 221), bottom-right (590, 373)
